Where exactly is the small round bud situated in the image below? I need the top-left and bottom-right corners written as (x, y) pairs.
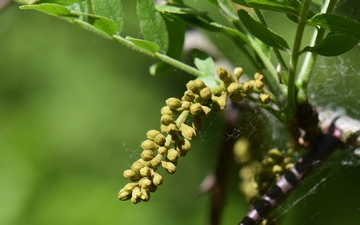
top-left (216, 67), bottom-right (234, 84)
top-left (140, 166), bottom-right (151, 177)
top-left (161, 106), bottom-right (174, 115)
top-left (157, 147), bottom-right (167, 155)
top-left (233, 139), bottom-right (251, 163)
top-left (182, 90), bottom-right (196, 102)
top-left (141, 140), bottom-right (159, 150)
top-left (254, 72), bottom-right (264, 81)
top-left (255, 79), bottom-right (264, 90)
top-left (234, 67), bottom-right (244, 80)
top-left (161, 114), bottom-right (175, 126)
top-left (140, 188), bottom-right (150, 201)
top-left (141, 150), bottom-right (155, 161)
top-left (150, 154), bottom-right (163, 168)
top-left (177, 139), bottom-right (191, 156)
top-left (153, 134), bottom-right (166, 146)
top-left (166, 97), bottom-right (182, 109)
top-left (123, 183), bottom-right (138, 192)
top-left (167, 148), bottom-right (179, 162)
top-left (201, 106), bottom-right (211, 117)
top-left (146, 130), bottom-right (161, 140)
top-left (167, 123), bottom-right (178, 135)
top-left (200, 87), bottom-right (212, 100)
top-left (131, 161), bottom-right (144, 172)
top-left (268, 148), bottom-right (283, 162)
top-left (152, 172), bottom-right (163, 186)
top-left (131, 196), bottom-right (141, 204)
top-left (272, 165), bottom-right (284, 174)
top-left (139, 177), bottom-right (152, 189)
top-left (162, 161), bottom-right (177, 174)
top-left (181, 123), bottom-right (196, 140)
top-left (123, 169), bottom-right (140, 181)
top-left (182, 101), bottom-right (191, 110)
top-left (118, 188), bottom-right (132, 201)
top-left (285, 163), bottom-right (294, 170)
top-left (190, 103), bottom-right (203, 115)
top-left (259, 94), bottom-right (271, 104)
top-left (243, 81), bottom-right (253, 93)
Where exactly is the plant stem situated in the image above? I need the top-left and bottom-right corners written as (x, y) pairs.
top-left (112, 35), bottom-right (205, 77)
top-left (286, 0), bottom-right (312, 120)
top-left (295, 0), bottom-right (338, 104)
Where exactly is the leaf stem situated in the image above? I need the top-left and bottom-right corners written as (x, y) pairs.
top-left (286, 0), bottom-right (311, 120)
top-left (112, 35), bottom-right (205, 77)
top-left (295, 0), bottom-right (337, 104)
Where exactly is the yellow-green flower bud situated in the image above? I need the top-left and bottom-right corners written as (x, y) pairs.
top-left (139, 177), bottom-right (152, 189)
top-left (254, 72), bottom-right (264, 81)
top-left (118, 188), bottom-right (132, 201)
top-left (123, 169), bottom-right (140, 181)
top-left (157, 147), bottom-right (167, 155)
top-left (140, 188), bottom-right (150, 201)
top-left (166, 97), bottom-right (182, 109)
top-left (150, 154), bottom-right (163, 168)
top-left (186, 80), bottom-right (199, 93)
top-left (161, 106), bottom-right (174, 115)
top-left (216, 67), bottom-right (234, 84)
top-left (160, 124), bottom-right (168, 133)
top-left (285, 163), bottom-right (294, 170)
top-left (190, 103), bottom-right (203, 115)
top-left (161, 114), bottom-right (175, 126)
top-left (152, 172), bottom-right (163, 186)
top-left (233, 138), bottom-right (251, 163)
top-left (272, 165), bottom-right (284, 174)
top-left (167, 123), bottom-right (178, 135)
top-left (141, 150), bottom-right (155, 161)
top-left (181, 123), bottom-right (196, 140)
top-left (234, 67), bottom-right (244, 80)
top-left (153, 134), bottom-right (166, 146)
top-left (140, 166), bottom-right (151, 177)
top-left (200, 87), bottom-right (212, 100)
top-left (167, 148), bottom-right (179, 162)
top-left (182, 101), bottom-right (191, 110)
top-left (146, 130), bottom-right (161, 140)
top-left (131, 196), bottom-right (141, 204)
top-left (227, 82), bottom-right (242, 94)
top-left (259, 93), bottom-right (271, 104)
top-left (243, 81), bottom-right (253, 93)
top-left (123, 183), bottom-right (138, 192)
top-left (192, 115), bottom-right (203, 131)
top-left (268, 148), bottom-right (283, 162)
top-left (182, 90), bottom-right (196, 102)
top-left (141, 140), bottom-right (159, 150)
top-left (131, 161), bottom-right (144, 172)
top-left (211, 92), bottom-right (227, 112)
top-left (162, 161), bottom-right (177, 174)
top-left (201, 106), bottom-right (211, 117)
top-left (255, 79), bottom-right (264, 90)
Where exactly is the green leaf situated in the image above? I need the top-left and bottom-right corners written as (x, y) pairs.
top-left (150, 62), bottom-right (174, 76)
top-left (217, 0), bottom-right (238, 20)
top-left (302, 33), bottom-right (358, 56)
top-left (232, 0), bottom-right (300, 16)
top-left (89, 16), bottom-right (119, 35)
top-left (156, 4), bottom-right (208, 16)
top-left (238, 9), bottom-right (290, 51)
top-left (20, 3), bottom-right (73, 16)
top-left (210, 22), bottom-right (249, 45)
top-left (310, 13), bottom-right (360, 41)
top-left (14, 0), bottom-right (39, 4)
top-left (192, 49), bottom-right (215, 77)
top-left (37, 0), bottom-right (85, 5)
top-left (137, 0), bottom-right (168, 53)
top-left (90, 0), bottom-right (123, 34)
top-left (73, 19), bottom-right (112, 38)
top-left (126, 37), bottom-right (160, 53)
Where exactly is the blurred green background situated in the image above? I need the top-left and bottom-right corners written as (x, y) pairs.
top-left (1, 1), bottom-right (360, 225)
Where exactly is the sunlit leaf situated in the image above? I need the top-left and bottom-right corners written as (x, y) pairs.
top-left (310, 13), bottom-right (360, 41)
top-left (192, 49), bottom-right (218, 88)
top-left (20, 3), bottom-right (73, 16)
top-left (238, 9), bottom-right (290, 51)
top-left (90, 0), bottom-right (123, 34)
top-left (137, 0), bottom-right (168, 53)
top-left (302, 33), bottom-right (358, 56)
top-left (126, 37), bottom-right (160, 53)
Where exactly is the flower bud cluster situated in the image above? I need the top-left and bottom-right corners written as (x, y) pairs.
top-left (238, 147), bottom-right (295, 204)
top-left (216, 67), bottom-right (271, 104)
top-left (119, 79), bottom-right (213, 203)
